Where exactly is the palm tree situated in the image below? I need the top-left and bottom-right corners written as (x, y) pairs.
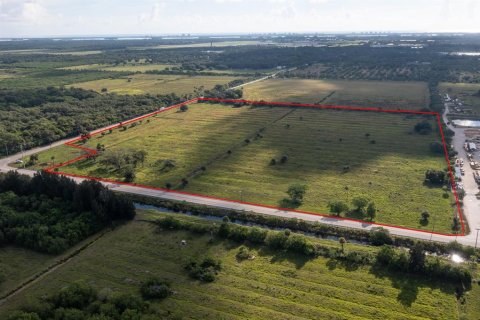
top-left (339, 237), bottom-right (346, 253)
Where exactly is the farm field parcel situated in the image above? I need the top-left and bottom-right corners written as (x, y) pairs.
top-left (243, 79), bottom-right (430, 110)
top-left (37, 98), bottom-right (461, 235)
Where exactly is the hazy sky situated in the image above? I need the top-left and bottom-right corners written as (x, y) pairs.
top-left (0, 0), bottom-right (479, 37)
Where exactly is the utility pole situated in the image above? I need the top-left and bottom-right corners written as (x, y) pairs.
top-left (4, 143), bottom-right (8, 156)
top-left (475, 228), bottom-right (480, 249)
top-left (429, 212), bottom-right (436, 241)
top-left (20, 144), bottom-right (25, 168)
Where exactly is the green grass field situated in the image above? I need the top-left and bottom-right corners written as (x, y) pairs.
top-left (243, 79), bottom-right (430, 110)
top-left (61, 63), bottom-right (178, 73)
top-left (0, 210), bottom-right (463, 319)
top-left (71, 74), bottom-right (244, 95)
top-left (11, 144), bottom-right (87, 170)
top-left (0, 247), bottom-right (54, 298)
top-left (39, 102), bottom-right (454, 232)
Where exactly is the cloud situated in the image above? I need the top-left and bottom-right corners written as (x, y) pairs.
top-left (0, 0), bottom-right (53, 23)
top-left (138, 1), bottom-right (166, 24)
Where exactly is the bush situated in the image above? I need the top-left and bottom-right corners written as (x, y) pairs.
top-left (425, 169), bottom-right (446, 185)
top-left (184, 257), bottom-right (222, 282)
top-left (369, 228), bottom-right (393, 245)
top-left (156, 216), bottom-right (183, 229)
top-left (328, 200), bottom-right (349, 216)
top-left (236, 246), bottom-right (251, 260)
top-left (265, 231), bottom-right (289, 249)
top-left (140, 278), bottom-right (172, 300)
top-left (414, 121), bottom-right (433, 134)
top-left (352, 196), bottom-right (369, 213)
top-left (247, 227), bottom-right (268, 243)
top-left (49, 282), bottom-right (97, 309)
top-left (421, 211), bottom-right (430, 222)
top-left (123, 167), bottom-right (136, 182)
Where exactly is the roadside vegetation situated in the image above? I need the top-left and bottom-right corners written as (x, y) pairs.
top-left (1, 210), bottom-right (476, 319)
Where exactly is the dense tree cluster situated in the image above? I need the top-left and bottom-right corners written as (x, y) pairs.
top-left (0, 171), bottom-right (135, 253)
top-left (0, 88), bottom-right (181, 156)
top-left (0, 87), bottom-right (95, 108)
top-left (6, 282), bottom-right (162, 320)
top-left (425, 169), bottom-right (446, 185)
top-left (327, 197), bottom-right (377, 220)
top-left (376, 244), bottom-right (471, 285)
top-left (184, 256), bottom-right (222, 282)
top-left (203, 84), bottom-right (243, 99)
top-left (414, 121), bottom-right (433, 135)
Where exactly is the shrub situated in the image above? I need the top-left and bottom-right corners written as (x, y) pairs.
top-left (184, 257), bottom-right (222, 282)
top-left (286, 184), bottom-right (307, 204)
top-left (49, 282), bottom-right (97, 309)
top-left (414, 121), bottom-right (433, 134)
top-left (156, 216), bottom-right (183, 229)
top-left (236, 246), bottom-right (251, 260)
top-left (366, 202), bottom-right (376, 220)
top-left (352, 196), bottom-right (369, 213)
top-left (425, 169), bottom-right (445, 185)
top-left (328, 200), bottom-right (349, 216)
top-left (247, 227), bottom-right (268, 243)
top-left (140, 278), bottom-right (172, 300)
top-left (265, 231), bottom-right (289, 249)
top-left (123, 167), bottom-right (135, 182)
top-left (369, 228), bottom-right (393, 245)
top-left (285, 234), bottom-right (315, 255)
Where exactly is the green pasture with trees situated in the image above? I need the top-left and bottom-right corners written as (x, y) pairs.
top-left (38, 102), bottom-right (454, 232)
top-left (0, 210), bottom-right (475, 320)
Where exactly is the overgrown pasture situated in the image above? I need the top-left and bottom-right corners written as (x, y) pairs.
top-left (46, 102), bottom-right (453, 232)
top-left (243, 78), bottom-right (430, 110)
top-left (0, 210), bottom-right (462, 320)
top-left (71, 74), bottom-right (245, 95)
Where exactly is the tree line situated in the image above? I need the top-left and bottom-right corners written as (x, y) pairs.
top-left (157, 215), bottom-right (472, 285)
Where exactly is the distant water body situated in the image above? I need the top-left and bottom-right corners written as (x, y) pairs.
top-left (452, 119), bottom-right (480, 127)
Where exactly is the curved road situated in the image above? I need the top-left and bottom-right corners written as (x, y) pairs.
top-left (1, 94), bottom-right (478, 246)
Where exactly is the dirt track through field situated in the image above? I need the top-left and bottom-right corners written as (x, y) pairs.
top-left (316, 91), bottom-right (336, 104)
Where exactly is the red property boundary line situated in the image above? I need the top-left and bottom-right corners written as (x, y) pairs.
top-left (44, 97), bottom-right (465, 237)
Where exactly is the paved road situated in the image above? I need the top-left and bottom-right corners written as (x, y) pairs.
top-left (1, 85), bottom-right (478, 246)
top-left (231, 67), bottom-right (297, 90)
top-left (443, 107), bottom-right (480, 245)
